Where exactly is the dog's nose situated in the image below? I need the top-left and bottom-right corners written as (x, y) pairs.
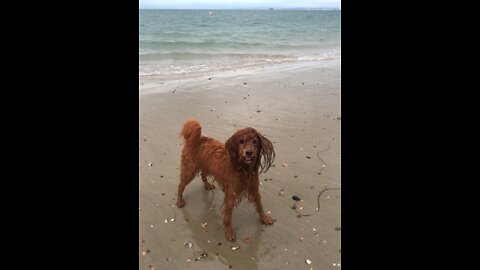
top-left (246, 150), bottom-right (253, 156)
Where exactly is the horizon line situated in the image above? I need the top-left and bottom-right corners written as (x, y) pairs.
top-left (139, 7), bottom-right (340, 10)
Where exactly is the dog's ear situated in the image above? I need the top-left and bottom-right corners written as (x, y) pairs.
top-left (225, 134), bottom-right (240, 166)
top-left (257, 132), bottom-right (275, 173)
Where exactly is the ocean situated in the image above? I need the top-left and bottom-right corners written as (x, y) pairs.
top-left (139, 9), bottom-right (340, 78)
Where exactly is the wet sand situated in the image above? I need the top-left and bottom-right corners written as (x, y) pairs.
top-left (139, 60), bottom-right (341, 269)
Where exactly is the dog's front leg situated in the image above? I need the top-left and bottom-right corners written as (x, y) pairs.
top-left (253, 186), bottom-right (275, 225)
top-left (223, 190), bottom-right (236, 241)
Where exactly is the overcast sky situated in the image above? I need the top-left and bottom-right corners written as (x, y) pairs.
top-left (139, 0), bottom-right (341, 9)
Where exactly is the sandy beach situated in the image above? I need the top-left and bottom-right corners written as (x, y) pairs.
top-left (139, 59), bottom-right (341, 269)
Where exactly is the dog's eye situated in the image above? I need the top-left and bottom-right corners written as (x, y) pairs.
top-left (239, 139), bottom-right (245, 144)
top-left (252, 139), bottom-right (257, 144)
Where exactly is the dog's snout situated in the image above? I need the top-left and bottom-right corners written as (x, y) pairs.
top-left (246, 149), bottom-right (253, 156)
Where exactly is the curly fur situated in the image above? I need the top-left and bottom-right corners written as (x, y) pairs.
top-left (176, 119), bottom-right (276, 241)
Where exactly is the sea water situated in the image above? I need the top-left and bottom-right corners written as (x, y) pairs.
top-left (139, 9), bottom-right (340, 77)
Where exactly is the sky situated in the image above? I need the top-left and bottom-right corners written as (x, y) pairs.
top-left (139, 0), bottom-right (341, 9)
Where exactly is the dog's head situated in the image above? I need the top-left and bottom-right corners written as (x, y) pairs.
top-left (225, 127), bottom-right (275, 173)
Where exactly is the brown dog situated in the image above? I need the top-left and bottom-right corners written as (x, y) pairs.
top-left (176, 119), bottom-right (276, 241)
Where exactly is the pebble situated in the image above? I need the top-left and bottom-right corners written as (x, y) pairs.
top-left (292, 195), bottom-right (301, 201)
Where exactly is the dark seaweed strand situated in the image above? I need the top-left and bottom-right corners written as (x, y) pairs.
top-left (294, 188), bottom-right (341, 217)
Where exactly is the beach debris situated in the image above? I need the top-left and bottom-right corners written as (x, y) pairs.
top-left (161, 193), bottom-right (165, 196)
top-left (141, 251), bottom-right (146, 256)
top-left (218, 242), bottom-right (222, 246)
top-left (243, 237), bottom-right (252, 243)
top-left (306, 259), bottom-right (312, 265)
top-left (231, 245), bottom-right (239, 251)
top-left (208, 77), bottom-right (212, 80)
top-left (184, 241), bottom-right (193, 248)
top-left (256, 110), bottom-right (261, 113)
top-left (298, 206), bottom-right (304, 210)
top-left (148, 162), bottom-right (153, 167)
top-left (186, 258), bottom-right (192, 263)
top-left (243, 82), bottom-right (247, 85)
top-left (294, 175), bottom-right (298, 178)
top-left (160, 175), bottom-right (164, 178)
top-left (164, 219), bottom-right (168, 223)
top-left (166, 257), bottom-right (171, 261)
top-left (335, 226), bottom-right (341, 231)
top-left (306, 156), bottom-right (311, 159)
top-left (282, 163), bottom-right (288, 167)
top-left (150, 224), bottom-right (154, 228)
top-left (322, 164), bottom-right (326, 167)
top-left (210, 108), bottom-right (215, 112)
top-left (292, 195), bottom-right (301, 201)
top-left (170, 217), bottom-right (176, 222)
top-left (267, 211), bottom-right (271, 214)
top-left (300, 236), bottom-right (304, 241)
top-left (194, 251), bottom-right (208, 261)
top-left (278, 189), bottom-right (285, 196)
top-left (313, 228), bottom-right (317, 231)
top-left (201, 222), bottom-right (208, 228)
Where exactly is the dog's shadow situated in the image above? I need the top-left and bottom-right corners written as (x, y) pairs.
top-left (181, 187), bottom-right (268, 269)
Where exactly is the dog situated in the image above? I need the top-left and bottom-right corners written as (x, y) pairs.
top-left (176, 119), bottom-right (276, 241)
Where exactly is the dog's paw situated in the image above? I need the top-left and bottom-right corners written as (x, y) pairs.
top-left (176, 199), bottom-right (185, 208)
top-left (225, 232), bottom-right (236, 242)
top-left (261, 214), bottom-right (276, 225)
top-left (225, 226), bottom-right (236, 242)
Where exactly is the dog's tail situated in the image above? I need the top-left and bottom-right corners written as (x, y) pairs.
top-left (180, 119), bottom-right (202, 147)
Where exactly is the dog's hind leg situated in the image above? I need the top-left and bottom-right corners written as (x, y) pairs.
top-left (176, 158), bottom-right (197, 208)
top-left (201, 172), bottom-right (216, 190)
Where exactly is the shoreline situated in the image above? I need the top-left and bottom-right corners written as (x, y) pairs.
top-left (140, 57), bottom-right (340, 95)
